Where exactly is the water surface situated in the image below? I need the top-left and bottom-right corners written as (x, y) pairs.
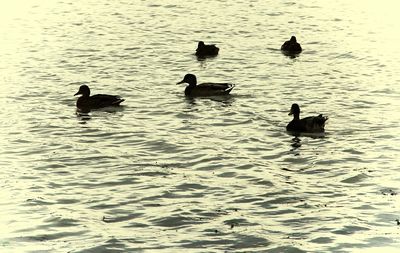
top-left (1, 0), bottom-right (400, 252)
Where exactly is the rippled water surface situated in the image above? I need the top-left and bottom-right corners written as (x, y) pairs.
top-left (1, 0), bottom-right (400, 252)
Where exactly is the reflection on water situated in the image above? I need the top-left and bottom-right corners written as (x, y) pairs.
top-left (76, 110), bottom-right (91, 123)
top-left (0, 0), bottom-right (400, 252)
top-left (281, 50), bottom-right (301, 59)
top-left (290, 136), bottom-right (302, 150)
top-left (184, 94), bottom-right (235, 108)
top-left (196, 54), bottom-right (219, 62)
top-left (76, 106), bottom-right (125, 122)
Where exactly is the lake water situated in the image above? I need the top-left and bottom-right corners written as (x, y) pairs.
top-left (1, 0), bottom-right (400, 252)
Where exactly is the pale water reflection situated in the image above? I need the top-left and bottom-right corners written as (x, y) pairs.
top-left (0, 0), bottom-right (400, 252)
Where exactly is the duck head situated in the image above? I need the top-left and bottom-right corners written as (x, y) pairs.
top-left (289, 103), bottom-right (300, 118)
top-left (74, 85), bottom-right (90, 97)
top-left (290, 36), bottom-right (297, 42)
top-left (198, 41), bottom-right (205, 48)
top-left (177, 74), bottom-right (197, 86)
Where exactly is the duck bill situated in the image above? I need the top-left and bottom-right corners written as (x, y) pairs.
top-left (74, 91), bottom-right (81, 96)
top-left (288, 109), bottom-right (293, 115)
top-left (176, 80), bottom-right (185, 85)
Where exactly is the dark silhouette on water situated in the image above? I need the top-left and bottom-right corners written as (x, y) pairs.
top-left (177, 74), bottom-right (235, 97)
top-left (281, 36), bottom-right (302, 54)
top-left (74, 85), bottom-right (124, 110)
top-left (291, 136), bottom-right (302, 149)
top-left (286, 103), bottom-right (327, 133)
top-left (195, 41), bottom-right (219, 58)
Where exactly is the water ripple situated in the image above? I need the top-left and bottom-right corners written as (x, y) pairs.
top-left (0, 0), bottom-right (399, 252)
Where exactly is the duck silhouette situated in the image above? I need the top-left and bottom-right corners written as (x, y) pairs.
top-left (177, 74), bottom-right (235, 97)
top-left (74, 85), bottom-right (124, 109)
top-left (195, 41), bottom-right (219, 57)
top-left (281, 36), bottom-right (302, 53)
top-left (286, 104), bottom-right (327, 133)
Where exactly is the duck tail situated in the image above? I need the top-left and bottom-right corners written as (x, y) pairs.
top-left (113, 99), bottom-right (125, 105)
top-left (225, 83), bottom-right (235, 92)
top-left (315, 114), bottom-right (328, 125)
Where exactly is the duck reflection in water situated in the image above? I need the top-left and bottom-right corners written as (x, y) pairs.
top-left (184, 94), bottom-right (235, 108)
top-left (75, 106), bottom-right (125, 124)
top-left (76, 110), bottom-right (91, 123)
top-left (291, 136), bottom-right (302, 151)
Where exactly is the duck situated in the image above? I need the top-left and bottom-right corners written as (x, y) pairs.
top-left (286, 103), bottom-right (328, 133)
top-left (281, 36), bottom-right (302, 53)
top-left (177, 74), bottom-right (235, 97)
top-left (74, 85), bottom-right (124, 109)
top-left (195, 41), bottom-right (219, 57)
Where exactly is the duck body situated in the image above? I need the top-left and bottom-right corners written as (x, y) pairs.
top-left (286, 104), bottom-right (327, 133)
top-left (195, 41), bottom-right (219, 57)
top-left (74, 85), bottom-right (124, 109)
top-left (185, 82), bottom-right (235, 97)
top-left (281, 36), bottom-right (302, 53)
top-left (286, 115), bottom-right (328, 133)
top-left (177, 74), bottom-right (234, 97)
